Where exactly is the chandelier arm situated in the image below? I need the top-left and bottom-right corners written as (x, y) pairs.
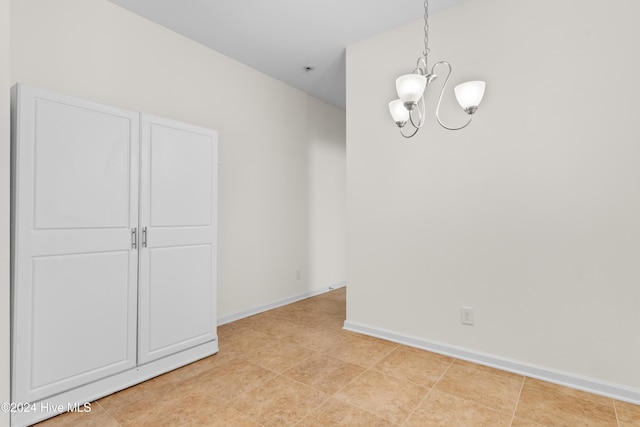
top-left (414, 56), bottom-right (428, 75)
top-left (433, 61), bottom-right (473, 131)
top-left (408, 95), bottom-right (426, 128)
top-left (400, 125), bottom-right (420, 139)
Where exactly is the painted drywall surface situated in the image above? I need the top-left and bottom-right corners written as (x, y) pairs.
top-left (10, 0), bottom-right (346, 318)
top-left (1, 1), bottom-right (10, 425)
top-left (307, 96), bottom-right (347, 290)
top-left (346, 0), bottom-right (640, 388)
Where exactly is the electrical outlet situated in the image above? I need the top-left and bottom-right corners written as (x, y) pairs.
top-left (461, 306), bottom-right (474, 325)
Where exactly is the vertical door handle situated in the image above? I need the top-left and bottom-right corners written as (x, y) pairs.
top-left (131, 227), bottom-right (137, 249)
top-left (142, 227), bottom-right (148, 248)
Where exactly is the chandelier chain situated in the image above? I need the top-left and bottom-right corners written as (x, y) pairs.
top-left (423, 0), bottom-right (430, 59)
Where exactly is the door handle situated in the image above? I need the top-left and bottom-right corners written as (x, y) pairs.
top-left (131, 227), bottom-right (137, 249)
top-left (142, 227), bottom-right (148, 248)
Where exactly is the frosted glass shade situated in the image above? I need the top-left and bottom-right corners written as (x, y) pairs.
top-left (396, 74), bottom-right (427, 104)
top-left (388, 99), bottom-right (409, 123)
top-left (454, 81), bottom-right (486, 110)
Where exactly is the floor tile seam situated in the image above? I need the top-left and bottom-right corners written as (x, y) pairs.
top-left (196, 352), bottom-right (246, 376)
top-left (212, 362), bottom-right (282, 407)
top-left (255, 315), bottom-right (310, 330)
top-left (432, 359), bottom-right (518, 417)
top-left (433, 388), bottom-right (518, 420)
top-left (364, 341), bottom-right (402, 368)
top-left (399, 384), bottom-right (436, 426)
top-left (241, 359), bottom-right (312, 377)
top-left (233, 406), bottom-right (269, 427)
top-left (291, 341), bottom-right (335, 356)
top-left (613, 399), bottom-right (623, 427)
top-left (314, 308), bottom-right (347, 317)
top-left (96, 392), bottom-right (153, 418)
top-left (451, 358), bottom-right (526, 384)
top-left (314, 348), bottom-right (374, 369)
top-left (279, 353), bottom-right (344, 384)
top-left (242, 327), bottom-right (300, 341)
top-left (358, 344), bottom-right (456, 389)
top-left (514, 376), bottom-right (608, 427)
top-left (516, 408), bottom-right (613, 427)
top-left (329, 363), bottom-right (427, 425)
top-left (354, 365), bottom-right (431, 397)
top-left (275, 350), bottom-right (317, 374)
top-left (367, 364), bottom-right (445, 391)
top-left (429, 357), bottom-right (456, 390)
top-left (329, 392), bottom-right (401, 425)
top-left (590, 395), bottom-right (618, 411)
top-left (293, 395), bottom-right (401, 427)
top-left (272, 372), bottom-right (334, 398)
top-left (217, 351), bottom-right (269, 372)
top-left (278, 366), bottom-right (344, 397)
top-left (92, 400), bottom-right (124, 426)
top-left (220, 380), bottom-right (277, 426)
top-left (322, 360), bottom-right (372, 397)
top-left (612, 399), bottom-right (622, 427)
top-left (508, 375), bottom-right (527, 427)
top-left (522, 376), bottom-right (619, 412)
top-left (239, 333), bottom-right (315, 356)
top-left (509, 417), bottom-right (548, 427)
top-left (262, 373), bottom-right (335, 427)
top-left (225, 404), bottom-right (265, 427)
top-left (231, 323), bottom-right (273, 338)
top-left (288, 390), bottom-right (335, 427)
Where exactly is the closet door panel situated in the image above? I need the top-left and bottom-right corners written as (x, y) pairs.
top-left (138, 115), bottom-right (217, 364)
top-left (33, 98), bottom-right (131, 229)
top-left (11, 85), bottom-right (139, 403)
top-left (30, 251), bottom-right (132, 394)
top-left (148, 125), bottom-right (213, 227)
top-left (147, 245), bottom-right (213, 355)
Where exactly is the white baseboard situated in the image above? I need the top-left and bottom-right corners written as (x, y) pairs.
top-left (343, 320), bottom-right (640, 405)
top-left (217, 282), bottom-right (346, 326)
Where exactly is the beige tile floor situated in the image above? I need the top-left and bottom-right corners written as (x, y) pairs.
top-left (37, 287), bottom-right (640, 426)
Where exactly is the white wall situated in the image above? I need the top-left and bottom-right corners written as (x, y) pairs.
top-left (1, 0), bottom-right (11, 425)
top-left (346, 0), bottom-right (640, 395)
top-left (307, 97), bottom-right (347, 290)
top-left (10, 0), bottom-right (345, 320)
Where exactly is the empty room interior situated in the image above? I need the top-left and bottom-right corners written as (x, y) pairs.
top-left (1, 0), bottom-right (640, 426)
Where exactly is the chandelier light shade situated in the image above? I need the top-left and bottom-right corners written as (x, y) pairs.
top-left (389, 99), bottom-right (410, 125)
top-left (389, 0), bottom-right (486, 138)
top-left (396, 74), bottom-right (427, 106)
top-left (454, 81), bottom-right (486, 114)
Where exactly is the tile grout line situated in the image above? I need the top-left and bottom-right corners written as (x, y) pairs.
top-left (94, 400), bottom-right (124, 427)
top-left (508, 376), bottom-right (526, 426)
top-left (274, 313), bottom-right (388, 423)
top-left (428, 359), bottom-right (525, 423)
top-left (613, 399), bottom-right (621, 427)
top-left (399, 357), bottom-right (457, 425)
top-left (427, 357), bottom-right (456, 390)
top-left (278, 372), bottom-right (334, 427)
top-left (225, 372), bottom-right (324, 427)
top-left (325, 347), bottom-right (403, 425)
top-left (330, 358), bottom-right (372, 397)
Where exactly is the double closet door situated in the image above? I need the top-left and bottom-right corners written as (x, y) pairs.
top-left (11, 85), bottom-right (218, 404)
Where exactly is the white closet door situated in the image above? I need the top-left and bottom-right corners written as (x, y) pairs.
top-left (138, 114), bottom-right (217, 364)
top-left (11, 85), bottom-right (140, 403)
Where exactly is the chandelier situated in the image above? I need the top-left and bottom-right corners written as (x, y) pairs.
top-left (389, 0), bottom-right (486, 138)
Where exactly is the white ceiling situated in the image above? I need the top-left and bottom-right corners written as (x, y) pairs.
top-left (108, 0), bottom-right (468, 110)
